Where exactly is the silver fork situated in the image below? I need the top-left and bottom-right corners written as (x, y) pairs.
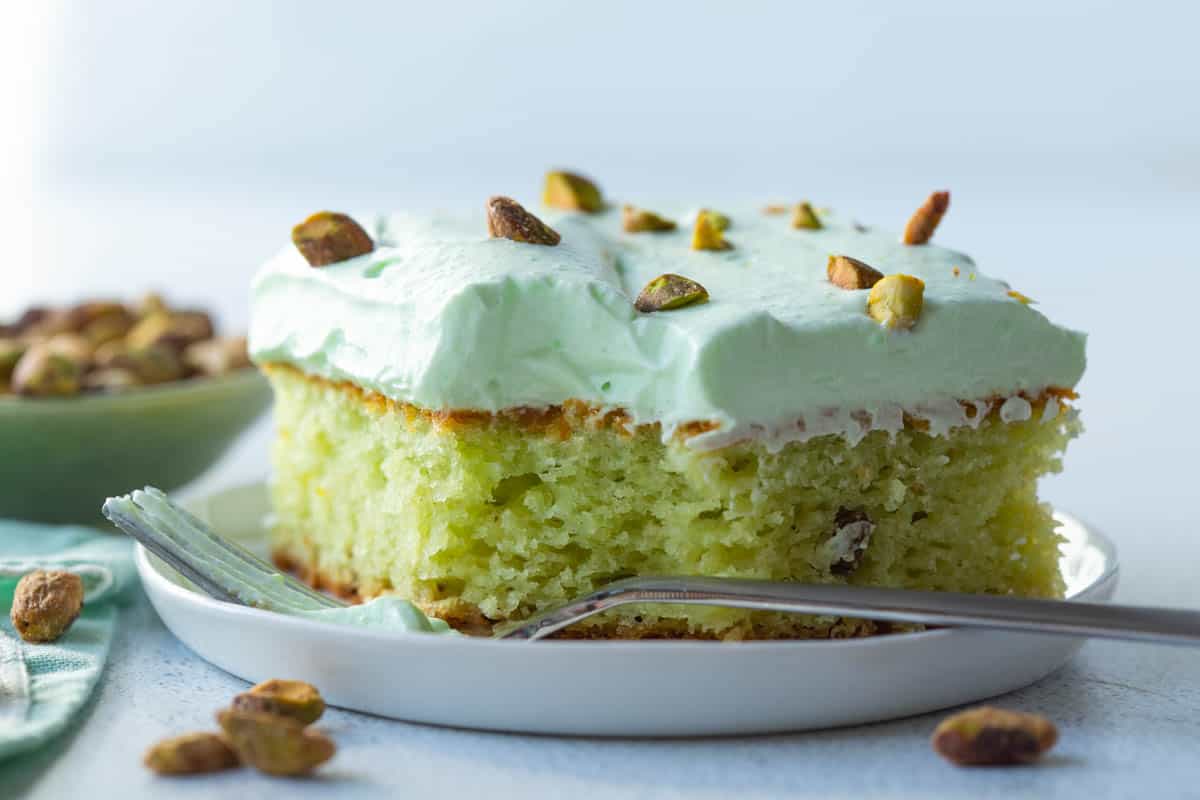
top-left (103, 488), bottom-right (1200, 645)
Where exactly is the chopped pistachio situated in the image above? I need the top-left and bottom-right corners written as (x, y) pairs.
top-left (901, 190), bottom-right (950, 245)
top-left (635, 274), bottom-right (709, 312)
top-left (867, 274), bottom-right (925, 330)
top-left (762, 204), bottom-right (789, 215)
top-left (542, 171), bottom-right (604, 213)
top-left (10, 569), bottom-right (84, 642)
top-left (144, 732), bottom-right (240, 776)
top-left (217, 709), bottom-right (335, 777)
top-left (932, 706), bottom-right (1058, 766)
top-left (791, 201), bottom-right (822, 230)
top-left (691, 213), bottom-right (732, 251)
top-left (621, 205), bottom-right (676, 233)
top-left (291, 211), bottom-right (375, 267)
top-left (11, 344), bottom-right (82, 396)
top-left (827, 255), bottom-right (884, 290)
top-left (697, 209), bottom-right (730, 232)
top-left (232, 679), bottom-right (325, 725)
top-left (1007, 290), bottom-right (1034, 305)
top-left (486, 196), bottom-right (561, 245)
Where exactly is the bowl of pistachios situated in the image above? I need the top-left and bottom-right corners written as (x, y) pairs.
top-left (0, 295), bottom-right (271, 524)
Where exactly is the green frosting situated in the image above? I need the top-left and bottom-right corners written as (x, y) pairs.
top-left (249, 205), bottom-right (1085, 449)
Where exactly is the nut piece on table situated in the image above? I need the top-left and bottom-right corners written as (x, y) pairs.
top-left (144, 732), bottom-right (240, 776)
top-left (635, 274), bottom-right (709, 313)
top-left (126, 311), bottom-right (215, 352)
top-left (791, 201), bottom-right (822, 230)
top-left (621, 205), bottom-right (677, 233)
top-left (486, 196), bottom-right (561, 246)
top-left (10, 569), bottom-right (84, 643)
top-left (691, 212), bottom-right (732, 251)
top-left (232, 679), bottom-right (325, 725)
top-left (867, 274), bottom-right (925, 330)
top-left (542, 170), bottom-right (604, 213)
top-left (827, 255), bottom-right (884, 290)
top-left (901, 190), bottom-right (950, 245)
top-left (292, 211), bottom-right (375, 267)
top-left (11, 344), bottom-right (83, 397)
top-left (762, 204), bottom-right (790, 215)
top-left (217, 709), bottom-right (336, 777)
top-left (184, 337), bottom-right (251, 377)
top-left (932, 706), bottom-right (1058, 766)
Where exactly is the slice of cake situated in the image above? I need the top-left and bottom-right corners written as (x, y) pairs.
top-left (249, 175), bottom-right (1085, 639)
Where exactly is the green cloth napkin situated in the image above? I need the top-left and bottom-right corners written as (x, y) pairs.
top-left (0, 521), bottom-right (135, 761)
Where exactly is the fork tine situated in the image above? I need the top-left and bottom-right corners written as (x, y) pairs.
top-left (129, 488), bottom-right (343, 610)
top-left (102, 489), bottom-right (343, 611)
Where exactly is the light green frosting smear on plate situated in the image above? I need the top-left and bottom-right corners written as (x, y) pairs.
top-left (298, 597), bottom-right (454, 633)
top-left (249, 206), bottom-right (1085, 448)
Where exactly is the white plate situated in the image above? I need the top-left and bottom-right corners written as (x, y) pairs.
top-left (136, 482), bottom-right (1118, 736)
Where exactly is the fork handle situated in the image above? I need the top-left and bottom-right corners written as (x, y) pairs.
top-left (500, 575), bottom-right (1200, 644)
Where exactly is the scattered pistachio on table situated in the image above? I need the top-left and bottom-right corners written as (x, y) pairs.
top-left (10, 569), bottom-right (84, 643)
top-left (145, 679), bottom-right (335, 779)
top-left (932, 706), bottom-right (1058, 766)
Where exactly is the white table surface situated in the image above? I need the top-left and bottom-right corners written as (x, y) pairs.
top-left (7, 182), bottom-right (1200, 798)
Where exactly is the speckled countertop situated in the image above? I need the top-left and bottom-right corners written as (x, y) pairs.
top-left (7, 188), bottom-right (1200, 799)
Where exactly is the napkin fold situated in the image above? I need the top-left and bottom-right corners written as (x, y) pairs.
top-left (0, 520), bottom-right (135, 761)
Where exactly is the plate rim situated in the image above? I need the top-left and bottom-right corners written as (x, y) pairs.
top-left (135, 483), bottom-right (1120, 654)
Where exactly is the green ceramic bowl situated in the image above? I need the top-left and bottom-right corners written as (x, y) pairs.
top-left (0, 370), bottom-right (271, 524)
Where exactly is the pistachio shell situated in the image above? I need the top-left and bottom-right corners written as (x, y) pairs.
top-left (144, 732), bottom-right (240, 775)
top-left (217, 709), bottom-right (335, 777)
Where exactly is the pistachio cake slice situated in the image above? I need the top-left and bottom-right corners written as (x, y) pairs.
top-left (249, 176), bottom-right (1085, 639)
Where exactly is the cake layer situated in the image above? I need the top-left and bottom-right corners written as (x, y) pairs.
top-left (265, 365), bottom-right (1076, 639)
top-left (249, 206), bottom-right (1086, 447)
